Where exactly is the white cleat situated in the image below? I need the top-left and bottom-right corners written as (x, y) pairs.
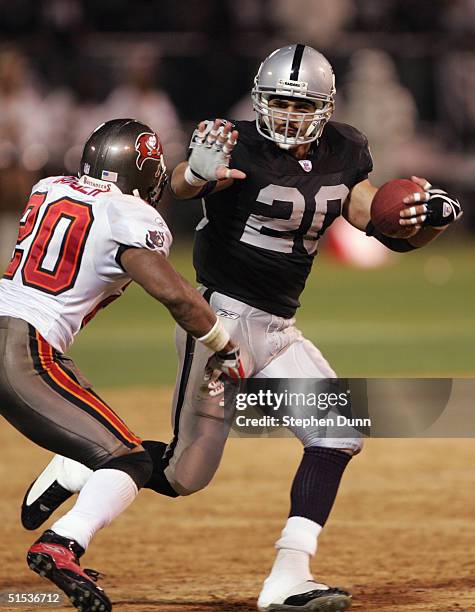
top-left (21, 455), bottom-right (91, 530)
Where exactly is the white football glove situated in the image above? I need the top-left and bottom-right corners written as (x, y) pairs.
top-left (206, 346), bottom-right (246, 382)
top-left (197, 347), bottom-right (245, 406)
top-left (186, 119), bottom-right (246, 184)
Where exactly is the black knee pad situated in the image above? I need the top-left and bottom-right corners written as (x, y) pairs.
top-left (100, 450), bottom-right (153, 489)
top-left (142, 440), bottom-right (179, 498)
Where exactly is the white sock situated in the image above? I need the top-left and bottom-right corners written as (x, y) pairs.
top-left (51, 469), bottom-right (138, 550)
top-left (258, 517), bottom-right (323, 608)
top-left (275, 516), bottom-right (322, 556)
top-left (56, 456), bottom-right (93, 492)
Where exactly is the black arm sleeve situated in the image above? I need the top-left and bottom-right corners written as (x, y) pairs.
top-left (365, 221), bottom-right (418, 253)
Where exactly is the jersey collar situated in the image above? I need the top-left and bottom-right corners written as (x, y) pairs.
top-left (78, 175), bottom-right (123, 193)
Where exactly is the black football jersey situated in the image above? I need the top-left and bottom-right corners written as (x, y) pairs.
top-left (192, 120), bottom-right (373, 318)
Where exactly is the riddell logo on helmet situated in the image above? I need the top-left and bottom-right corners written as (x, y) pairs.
top-left (135, 132), bottom-right (162, 170)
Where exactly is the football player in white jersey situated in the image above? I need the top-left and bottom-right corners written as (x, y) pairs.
top-left (19, 47), bottom-right (463, 612)
top-left (0, 118), bottom-right (244, 612)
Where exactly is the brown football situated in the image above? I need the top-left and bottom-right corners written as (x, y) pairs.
top-left (370, 179), bottom-right (425, 239)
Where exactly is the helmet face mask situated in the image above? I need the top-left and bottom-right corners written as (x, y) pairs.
top-left (251, 45), bottom-right (336, 148)
top-left (80, 119), bottom-right (168, 209)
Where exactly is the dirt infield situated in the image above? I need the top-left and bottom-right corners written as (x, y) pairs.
top-left (1, 387), bottom-right (474, 611)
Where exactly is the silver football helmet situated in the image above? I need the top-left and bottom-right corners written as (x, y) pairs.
top-left (252, 44), bottom-right (336, 148)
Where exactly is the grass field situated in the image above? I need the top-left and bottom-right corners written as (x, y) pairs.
top-left (69, 240), bottom-right (475, 387)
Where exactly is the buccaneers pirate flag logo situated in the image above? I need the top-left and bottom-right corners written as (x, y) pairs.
top-left (145, 229), bottom-right (165, 250)
top-left (135, 132), bottom-right (163, 170)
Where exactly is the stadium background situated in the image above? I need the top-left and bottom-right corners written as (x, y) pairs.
top-left (0, 1), bottom-right (474, 610)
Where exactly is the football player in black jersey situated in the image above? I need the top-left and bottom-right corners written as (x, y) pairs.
top-left (169, 45), bottom-right (462, 612)
top-left (21, 45), bottom-right (462, 612)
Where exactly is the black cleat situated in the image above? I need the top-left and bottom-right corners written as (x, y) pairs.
top-left (27, 530), bottom-right (112, 612)
top-left (263, 584), bottom-right (352, 611)
top-left (22, 479), bottom-right (73, 530)
top-left (21, 456), bottom-right (75, 530)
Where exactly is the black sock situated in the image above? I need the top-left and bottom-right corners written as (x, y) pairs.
top-left (289, 447), bottom-right (351, 526)
top-left (142, 440), bottom-right (179, 498)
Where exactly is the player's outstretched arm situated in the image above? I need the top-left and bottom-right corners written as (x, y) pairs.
top-left (171, 119), bottom-right (246, 200)
top-left (344, 177), bottom-right (462, 249)
top-left (120, 247), bottom-right (245, 379)
top-left (342, 179), bottom-right (377, 230)
top-left (121, 247), bottom-right (216, 337)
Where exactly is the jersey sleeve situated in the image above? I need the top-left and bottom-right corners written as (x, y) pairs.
top-left (29, 176), bottom-right (59, 195)
top-left (355, 135), bottom-right (373, 184)
top-left (106, 195), bottom-right (173, 257)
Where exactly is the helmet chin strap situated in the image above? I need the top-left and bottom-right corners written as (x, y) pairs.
top-left (276, 138), bottom-right (320, 152)
top-left (271, 122), bottom-right (321, 150)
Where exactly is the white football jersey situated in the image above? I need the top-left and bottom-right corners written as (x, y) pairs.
top-left (0, 175), bottom-right (172, 352)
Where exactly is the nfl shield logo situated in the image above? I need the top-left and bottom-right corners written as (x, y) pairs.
top-left (299, 160), bottom-right (312, 172)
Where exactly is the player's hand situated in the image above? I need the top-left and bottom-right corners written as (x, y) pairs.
top-left (188, 119), bottom-right (247, 182)
top-left (400, 176), bottom-right (462, 229)
top-left (205, 345), bottom-right (246, 382)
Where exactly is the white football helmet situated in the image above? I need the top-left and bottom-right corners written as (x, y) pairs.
top-left (252, 44), bottom-right (336, 148)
